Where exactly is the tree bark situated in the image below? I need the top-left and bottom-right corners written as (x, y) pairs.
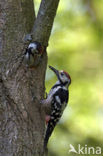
top-left (0, 0), bottom-right (60, 156)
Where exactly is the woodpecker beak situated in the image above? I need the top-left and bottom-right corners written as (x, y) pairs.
top-left (49, 65), bottom-right (60, 79)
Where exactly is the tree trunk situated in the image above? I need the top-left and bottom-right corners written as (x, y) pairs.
top-left (0, 0), bottom-right (59, 156)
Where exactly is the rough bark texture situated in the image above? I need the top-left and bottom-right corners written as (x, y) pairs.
top-left (0, 0), bottom-right (60, 156)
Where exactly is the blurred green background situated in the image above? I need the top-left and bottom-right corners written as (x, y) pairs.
top-left (35, 0), bottom-right (103, 155)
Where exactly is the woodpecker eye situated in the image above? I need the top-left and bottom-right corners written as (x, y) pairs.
top-left (61, 73), bottom-right (64, 76)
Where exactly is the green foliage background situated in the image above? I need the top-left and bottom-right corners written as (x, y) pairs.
top-left (35, 0), bottom-right (103, 155)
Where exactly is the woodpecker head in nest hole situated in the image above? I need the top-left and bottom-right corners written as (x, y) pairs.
top-left (24, 41), bottom-right (45, 68)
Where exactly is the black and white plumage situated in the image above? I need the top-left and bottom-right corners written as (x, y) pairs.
top-left (43, 65), bottom-right (71, 149)
top-left (24, 41), bottom-right (43, 67)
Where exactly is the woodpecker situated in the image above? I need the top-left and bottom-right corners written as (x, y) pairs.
top-left (24, 41), bottom-right (44, 67)
top-left (43, 65), bottom-right (71, 149)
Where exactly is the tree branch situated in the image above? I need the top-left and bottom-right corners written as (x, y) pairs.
top-left (32, 0), bottom-right (60, 46)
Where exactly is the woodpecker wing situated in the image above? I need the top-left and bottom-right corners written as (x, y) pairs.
top-left (44, 87), bottom-right (68, 148)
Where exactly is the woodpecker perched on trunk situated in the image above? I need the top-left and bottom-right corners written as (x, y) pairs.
top-left (23, 41), bottom-right (44, 67)
top-left (42, 65), bottom-right (71, 149)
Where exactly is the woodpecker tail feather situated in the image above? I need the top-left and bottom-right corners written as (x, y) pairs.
top-left (44, 123), bottom-right (54, 149)
top-left (44, 117), bottom-right (59, 149)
